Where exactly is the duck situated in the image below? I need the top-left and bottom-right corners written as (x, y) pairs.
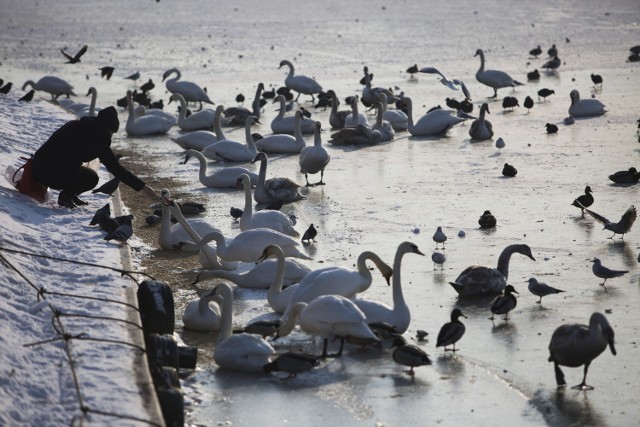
top-left (237, 174), bottom-right (299, 237)
top-left (608, 167), bottom-right (639, 184)
top-left (526, 277), bottom-right (565, 303)
top-left (125, 91), bottom-right (173, 136)
top-left (568, 90), bottom-right (606, 117)
top-left (502, 163), bottom-right (518, 177)
top-left (378, 92), bottom-right (408, 131)
top-left (270, 95), bottom-right (316, 134)
top-left (162, 67), bottom-right (213, 110)
top-left (403, 96), bottom-right (464, 137)
top-left (478, 210), bottom-right (497, 228)
top-left (263, 351), bottom-right (320, 379)
top-left (278, 59), bottom-right (323, 102)
top-left (76, 87), bottom-right (101, 117)
top-left (361, 66), bottom-right (396, 107)
top-left (212, 283), bottom-right (275, 373)
top-left (583, 205), bottom-right (636, 239)
top-left (300, 121), bottom-right (331, 187)
top-left (276, 295), bottom-right (380, 358)
top-left (469, 103), bottom-right (494, 141)
top-left (449, 244), bottom-right (536, 296)
top-left (548, 312), bottom-right (616, 390)
top-left (182, 290), bottom-right (223, 332)
top-left (183, 149), bottom-right (258, 188)
top-left (22, 76), bottom-right (75, 99)
top-left (326, 89), bottom-right (351, 129)
top-left (178, 228), bottom-right (311, 262)
top-left (529, 45), bottom-right (542, 58)
top-left (344, 95), bottom-right (370, 129)
top-left (252, 152), bottom-right (305, 205)
top-left (489, 284), bottom-right (518, 320)
top-left (523, 95), bottom-right (534, 112)
top-left (372, 101), bottom-right (395, 142)
top-left (391, 336), bottom-right (431, 376)
top-left (571, 185), bottom-right (593, 215)
top-left (352, 242), bottom-right (424, 334)
top-left (170, 93), bottom-right (215, 131)
top-left (201, 116), bottom-right (258, 162)
top-left (171, 106), bottom-right (225, 151)
top-left (328, 124), bottom-right (382, 145)
top-left (436, 308), bottom-right (467, 352)
top-left (256, 110), bottom-right (307, 154)
top-left (542, 56), bottom-right (561, 71)
top-left (222, 82), bottom-right (264, 126)
top-left (474, 49), bottom-right (524, 98)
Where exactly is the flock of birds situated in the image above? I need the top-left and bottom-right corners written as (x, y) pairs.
top-left (5, 39), bottom-right (639, 387)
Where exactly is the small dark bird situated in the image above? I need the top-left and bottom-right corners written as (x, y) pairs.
top-left (445, 98), bottom-right (461, 110)
top-left (527, 69), bottom-right (540, 80)
top-left (523, 95), bottom-right (534, 112)
top-left (262, 200), bottom-right (283, 211)
top-left (529, 45), bottom-right (542, 58)
top-left (314, 96), bottom-right (332, 110)
top-left (415, 330), bottom-right (429, 342)
top-left (104, 223), bottom-right (133, 244)
top-left (60, 44), bottom-right (88, 64)
top-left (301, 224), bottom-right (318, 243)
top-left (116, 94), bottom-right (128, 109)
top-left (0, 82), bottom-right (13, 95)
top-left (262, 87), bottom-right (276, 99)
top-left (458, 99), bottom-right (473, 113)
top-left (235, 93), bottom-right (245, 103)
top-left (502, 96), bottom-right (519, 111)
top-left (547, 44), bottom-right (558, 57)
top-left (124, 71), bottom-right (140, 81)
top-left (490, 285), bottom-right (518, 321)
top-left (140, 79), bottom-right (155, 94)
top-left (545, 123), bottom-right (559, 134)
top-left (478, 210), bottom-right (497, 229)
top-left (608, 167), bottom-right (640, 184)
top-left (590, 73), bottom-right (603, 87)
top-left (631, 45), bottom-right (640, 55)
top-left (571, 185), bottom-right (594, 215)
top-left (502, 163), bottom-right (517, 177)
top-left (18, 90), bottom-right (34, 102)
top-left (99, 66), bottom-right (115, 80)
top-left (406, 64), bottom-right (419, 78)
top-left (391, 336), bottom-right (431, 377)
top-left (263, 351), bottom-right (320, 380)
top-left (177, 201), bottom-right (206, 215)
top-left (628, 53), bottom-right (640, 62)
top-left (542, 56), bottom-right (561, 71)
top-left (230, 207), bottom-right (243, 221)
top-left (436, 308), bottom-right (467, 352)
top-left (90, 203), bottom-right (111, 226)
top-left (538, 88), bottom-right (555, 102)
top-left (92, 177), bottom-right (120, 195)
top-left (145, 214), bottom-right (162, 226)
top-left (149, 99), bottom-right (164, 110)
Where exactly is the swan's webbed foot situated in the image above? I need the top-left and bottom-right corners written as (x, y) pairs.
top-left (571, 382), bottom-right (594, 391)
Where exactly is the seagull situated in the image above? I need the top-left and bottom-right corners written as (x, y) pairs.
top-left (526, 277), bottom-right (565, 303)
top-left (431, 251), bottom-right (446, 270)
top-left (92, 177), bottom-right (120, 195)
top-left (432, 226), bottom-right (447, 249)
top-left (583, 205), bottom-right (636, 239)
top-left (124, 71), bottom-right (141, 81)
top-left (60, 44), bottom-right (88, 64)
top-left (419, 67), bottom-right (458, 90)
top-left (99, 66), bottom-right (115, 80)
top-left (301, 224), bottom-right (317, 243)
top-left (591, 258), bottom-right (628, 288)
top-left (18, 90), bottom-right (35, 102)
top-left (495, 137), bottom-right (505, 152)
top-left (571, 186), bottom-right (594, 216)
top-left (490, 285), bottom-right (518, 321)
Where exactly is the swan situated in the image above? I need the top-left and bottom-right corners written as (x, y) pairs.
top-left (378, 93), bottom-right (408, 131)
top-left (195, 245), bottom-right (310, 291)
top-left (283, 249), bottom-right (393, 316)
top-left (474, 49), bottom-right (524, 98)
top-left (568, 90), bottom-right (606, 117)
top-left (183, 149), bottom-right (258, 188)
top-left (257, 245), bottom-right (307, 314)
top-left (469, 103), bottom-right (494, 141)
top-left (278, 59), bottom-right (323, 102)
top-left (76, 87), bottom-right (101, 117)
top-left (182, 290), bottom-right (223, 332)
top-left (548, 312), bottom-right (616, 390)
top-left (353, 242), bottom-right (424, 334)
top-left (328, 124), bottom-right (382, 145)
top-left (252, 152), bottom-right (305, 205)
top-left (326, 90), bottom-right (350, 129)
top-left (277, 295), bottom-right (380, 358)
top-left (344, 96), bottom-right (370, 128)
top-left (256, 110), bottom-right (307, 154)
top-left (449, 244), bottom-right (536, 296)
top-left (178, 228), bottom-right (311, 262)
top-left (361, 66), bottom-right (396, 106)
top-left (170, 93), bottom-right (215, 131)
top-left (222, 82), bottom-right (264, 126)
top-left (403, 97), bottom-right (464, 136)
top-left (125, 91), bottom-right (173, 136)
top-left (372, 101), bottom-right (395, 142)
top-left (237, 173), bottom-right (299, 237)
top-left (436, 308), bottom-right (467, 352)
top-left (299, 121), bottom-right (331, 187)
top-left (171, 105), bottom-right (226, 151)
top-left (201, 116), bottom-right (258, 162)
top-left (133, 105), bottom-right (177, 125)
top-left (212, 282), bottom-right (275, 373)
top-left (271, 95), bottom-right (315, 134)
top-left (162, 67), bottom-right (213, 109)
top-left (22, 76), bottom-right (75, 99)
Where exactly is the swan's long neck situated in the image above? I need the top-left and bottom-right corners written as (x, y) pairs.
top-left (275, 97), bottom-right (286, 120)
top-left (193, 151), bottom-right (209, 184)
top-left (477, 51), bottom-right (485, 73)
top-left (496, 244), bottom-right (523, 280)
top-left (375, 105), bottom-right (383, 127)
top-left (284, 62), bottom-right (295, 79)
top-left (356, 251), bottom-right (388, 292)
top-left (216, 284), bottom-right (234, 343)
top-left (242, 176), bottom-right (254, 217)
top-left (244, 119), bottom-right (256, 150)
top-left (175, 96), bottom-right (187, 121)
top-left (88, 88), bottom-right (97, 116)
top-left (278, 302), bottom-right (305, 337)
top-left (479, 105), bottom-right (487, 122)
top-left (170, 205), bottom-right (222, 268)
top-left (330, 93), bottom-right (339, 116)
top-left (23, 80), bottom-right (35, 91)
top-left (257, 156), bottom-right (267, 189)
top-left (405, 98), bottom-right (415, 130)
top-left (168, 69), bottom-right (180, 83)
top-left (294, 112), bottom-right (305, 145)
top-left (159, 201), bottom-right (173, 249)
top-left (351, 99), bottom-right (360, 117)
top-left (252, 84), bottom-right (264, 117)
top-left (126, 93), bottom-right (135, 125)
top-left (313, 124), bottom-right (322, 147)
top-left (213, 106), bottom-right (225, 138)
top-left (390, 247), bottom-right (409, 311)
top-left (267, 247), bottom-right (286, 301)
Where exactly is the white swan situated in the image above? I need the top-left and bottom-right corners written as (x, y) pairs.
top-left (474, 49), bottom-right (524, 98)
top-left (404, 97), bottom-right (464, 136)
top-left (270, 95), bottom-right (315, 134)
top-left (277, 295), bottom-right (380, 358)
top-left (171, 105), bottom-right (225, 151)
top-left (353, 242), bottom-right (424, 334)
top-left (162, 67), bottom-right (213, 109)
top-left (182, 290), bottom-right (223, 332)
top-left (22, 76), bottom-right (75, 99)
top-left (183, 149), bottom-right (258, 188)
top-left (279, 59), bottom-right (323, 102)
top-left (568, 90), bottom-right (606, 118)
top-left (344, 96), bottom-right (370, 128)
top-left (212, 282), bottom-right (275, 373)
top-left (469, 103), bottom-right (494, 141)
top-left (256, 110), bottom-right (307, 154)
top-left (372, 101), bottom-right (395, 142)
top-left (134, 105), bottom-right (177, 125)
top-left (76, 87), bottom-right (101, 117)
top-left (179, 228), bottom-right (311, 262)
top-left (326, 90), bottom-right (350, 129)
top-left (299, 121), bottom-right (331, 187)
top-left (238, 174), bottom-right (299, 237)
top-left (170, 93), bottom-right (215, 131)
top-left (201, 116), bottom-right (258, 162)
top-left (379, 93), bottom-right (408, 131)
top-left (258, 245), bottom-right (306, 314)
top-left (125, 91), bottom-right (173, 136)
top-left (252, 152), bottom-right (305, 205)
top-left (222, 82), bottom-right (264, 126)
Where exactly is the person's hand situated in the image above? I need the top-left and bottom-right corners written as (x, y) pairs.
top-left (141, 184), bottom-right (160, 199)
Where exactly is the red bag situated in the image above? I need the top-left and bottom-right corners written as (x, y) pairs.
top-left (12, 156), bottom-right (48, 202)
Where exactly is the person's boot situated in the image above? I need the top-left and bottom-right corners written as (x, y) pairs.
top-left (58, 191), bottom-right (76, 208)
top-left (71, 195), bottom-right (88, 206)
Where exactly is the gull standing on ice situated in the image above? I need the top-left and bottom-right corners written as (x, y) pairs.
top-left (527, 277), bottom-right (565, 303)
top-left (433, 226), bottom-right (447, 249)
top-left (591, 258), bottom-right (628, 288)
